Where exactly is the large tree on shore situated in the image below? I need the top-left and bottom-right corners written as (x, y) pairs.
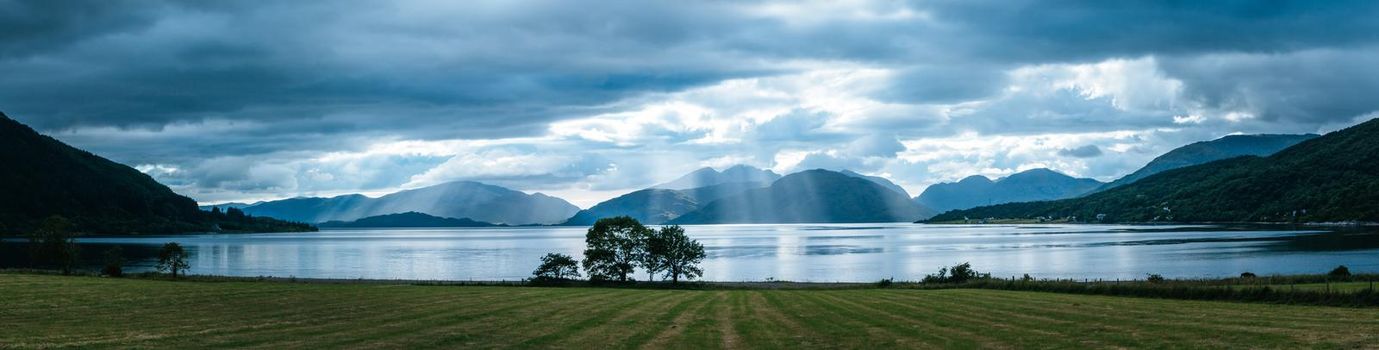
top-left (581, 216), bottom-right (651, 282)
top-left (28, 216), bottom-right (79, 275)
top-left (653, 225), bottom-right (705, 283)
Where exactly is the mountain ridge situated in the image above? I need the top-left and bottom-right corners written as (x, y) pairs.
top-left (928, 118), bottom-right (1379, 223)
top-left (669, 169), bottom-right (936, 224)
top-left (914, 168), bottom-right (1103, 213)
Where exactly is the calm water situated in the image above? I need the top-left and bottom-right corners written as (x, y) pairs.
top-left (4, 224), bottom-right (1378, 282)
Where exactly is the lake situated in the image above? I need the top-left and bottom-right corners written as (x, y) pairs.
top-left (4, 224), bottom-right (1378, 282)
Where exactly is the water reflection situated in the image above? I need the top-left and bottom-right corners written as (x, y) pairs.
top-left (2, 224), bottom-right (1377, 282)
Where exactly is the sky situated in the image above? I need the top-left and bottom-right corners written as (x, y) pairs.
top-left (4, 1), bottom-right (1379, 208)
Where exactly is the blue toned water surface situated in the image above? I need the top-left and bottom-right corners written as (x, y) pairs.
top-left (3, 224), bottom-right (1377, 282)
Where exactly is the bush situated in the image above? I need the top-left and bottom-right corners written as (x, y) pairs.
top-left (923, 262), bottom-right (991, 284)
top-left (877, 278), bottom-right (894, 288)
top-left (1329, 265), bottom-right (1352, 279)
top-left (1240, 272), bottom-right (1257, 279)
top-left (1146, 274), bottom-right (1166, 283)
top-left (102, 246), bottom-right (125, 277)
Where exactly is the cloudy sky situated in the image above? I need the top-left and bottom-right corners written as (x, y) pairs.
top-left (4, 1), bottom-right (1379, 207)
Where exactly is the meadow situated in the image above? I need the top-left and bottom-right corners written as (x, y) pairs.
top-left (3, 274), bottom-right (1378, 349)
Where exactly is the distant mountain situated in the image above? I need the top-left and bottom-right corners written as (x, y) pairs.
top-left (654, 165), bottom-right (780, 190)
top-left (198, 202), bottom-right (257, 211)
top-left (0, 112), bottom-right (312, 234)
top-left (914, 168), bottom-right (1103, 213)
top-left (668, 169), bottom-right (936, 224)
top-left (1096, 134), bottom-right (1317, 191)
top-left (929, 118), bottom-right (1379, 223)
top-left (840, 170), bottom-right (910, 197)
top-left (240, 182), bottom-right (579, 225)
top-left (562, 181), bottom-right (767, 225)
top-left (319, 212), bottom-right (499, 228)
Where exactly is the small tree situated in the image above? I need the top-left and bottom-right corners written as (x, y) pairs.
top-left (532, 253), bottom-right (581, 281)
top-left (654, 225), bottom-right (705, 283)
top-left (102, 246), bottom-right (125, 277)
top-left (28, 216), bottom-right (79, 274)
top-left (157, 242), bottom-right (190, 278)
top-left (581, 217), bottom-right (652, 282)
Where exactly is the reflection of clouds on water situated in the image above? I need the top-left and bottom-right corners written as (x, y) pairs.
top-left (6, 224), bottom-right (1378, 282)
top-left (804, 235), bottom-right (884, 241)
top-left (803, 245), bottom-right (883, 256)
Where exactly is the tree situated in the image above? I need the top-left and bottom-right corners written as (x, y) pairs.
top-left (226, 207), bottom-right (247, 222)
top-left (654, 225), bottom-right (705, 283)
top-left (581, 216), bottom-right (652, 282)
top-left (157, 242), bottom-right (190, 278)
top-left (532, 253), bottom-right (581, 281)
top-left (102, 246), bottom-right (125, 277)
top-left (639, 228), bottom-right (665, 281)
top-left (28, 216), bottom-right (79, 274)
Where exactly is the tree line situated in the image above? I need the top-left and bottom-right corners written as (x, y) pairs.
top-left (532, 216), bottom-right (706, 284)
top-left (21, 216), bottom-right (191, 278)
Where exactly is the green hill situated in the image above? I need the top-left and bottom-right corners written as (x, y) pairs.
top-left (928, 118), bottom-right (1379, 223)
top-left (0, 112), bottom-right (313, 234)
top-left (1095, 133), bottom-right (1317, 192)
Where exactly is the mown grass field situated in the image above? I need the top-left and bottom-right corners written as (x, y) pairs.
top-left (3, 274), bottom-right (1378, 349)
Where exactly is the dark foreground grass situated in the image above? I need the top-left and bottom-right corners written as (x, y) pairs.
top-left (3, 274), bottom-right (1378, 349)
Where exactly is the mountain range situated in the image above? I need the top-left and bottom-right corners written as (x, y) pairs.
top-left (668, 169), bottom-right (936, 224)
top-left (0, 112), bottom-right (311, 234)
top-left (1094, 134), bottom-right (1318, 192)
top-left (914, 168), bottom-right (1103, 213)
top-left (238, 181), bottom-right (579, 225)
top-left (930, 118), bottom-right (1379, 223)
top-left (561, 181), bottom-right (768, 225)
top-left (653, 165), bottom-right (781, 189)
top-left (319, 212), bottom-right (499, 228)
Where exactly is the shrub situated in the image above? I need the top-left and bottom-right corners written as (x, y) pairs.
top-left (1146, 274), bottom-right (1166, 283)
top-left (1329, 265), bottom-right (1352, 279)
top-left (102, 246), bottom-right (125, 277)
top-left (923, 262), bottom-right (991, 284)
top-left (877, 278), bottom-right (894, 288)
top-left (1240, 272), bottom-right (1257, 279)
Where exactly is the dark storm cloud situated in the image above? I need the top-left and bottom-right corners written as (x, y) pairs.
top-left (1058, 145), bottom-right (1103, 158)
top-left (5, 0), bottom-right (1379, 201)
top-left (1158, 49), bottom-right (1379, 126)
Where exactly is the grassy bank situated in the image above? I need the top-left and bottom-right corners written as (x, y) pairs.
top-left (3, 274), bottom-right (1379, 348)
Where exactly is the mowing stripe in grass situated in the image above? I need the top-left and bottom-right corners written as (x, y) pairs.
top-left (633, 291), bottom-right (721, 349)
top-left (813, 290), bottom-right (1011, 347)
top-left (211, 287), bottom-right (566, 348)
top-left (795, 289), bottom-right (970, 348)
top-left (510, 290), bottom-right (675, 347)
top-left (614, 291), bottom-right (716, 349)
top-left (314, 288), bottom-right (622, 348)
top-left (919, 290), bottom-right (1305, 348)
top-left (409, 289), bottom-right (647, 348)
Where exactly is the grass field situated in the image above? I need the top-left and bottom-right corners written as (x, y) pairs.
top-left (3, 274), bottom-right (1378, 349)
